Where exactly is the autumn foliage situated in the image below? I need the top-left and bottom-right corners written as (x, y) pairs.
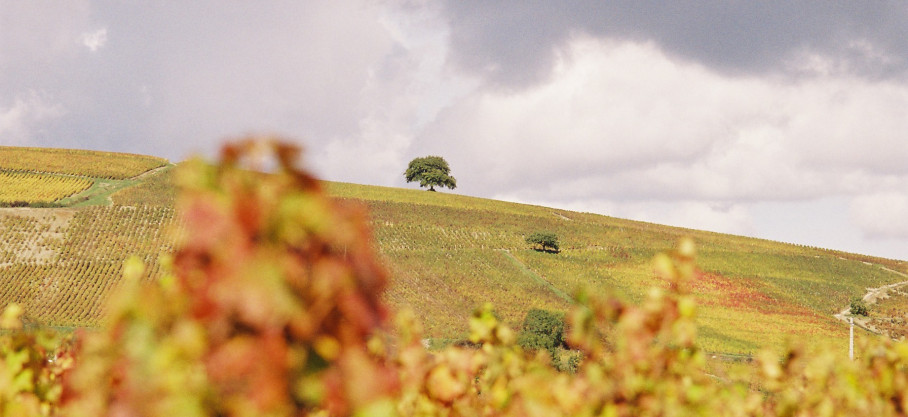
top-left (2, 137), bottom-right (908, 416)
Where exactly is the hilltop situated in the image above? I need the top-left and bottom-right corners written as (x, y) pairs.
top-left (0, 146), bottom-right (905, 355)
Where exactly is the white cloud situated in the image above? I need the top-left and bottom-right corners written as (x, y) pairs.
top-left (423, 36), bottom-right (908, 203)
top-left (313, 2), bottom-right (477, 186)
top-left (0, 93), bottom-right (64, 146)
top-left (851, 193), bottom-right (908, 239)
top-left (81, 28), bottom-right (108, 52)
top-left (410, 35), bottom-right (908, 256)
top-left (0, 1), bottom-right (92, 61)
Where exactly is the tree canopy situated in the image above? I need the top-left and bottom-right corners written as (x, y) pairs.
top-left (526, 231), bottom-right (560, 253)
top-left (404, 156), bottom-right (456, 191)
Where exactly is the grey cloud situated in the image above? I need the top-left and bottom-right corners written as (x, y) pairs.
top-left (440, 1), bottom-right (908, 89)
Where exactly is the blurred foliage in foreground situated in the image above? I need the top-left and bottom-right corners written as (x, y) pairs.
top-left (0, 138), bottom-right (907, 416)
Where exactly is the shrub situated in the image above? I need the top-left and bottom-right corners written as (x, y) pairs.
top-left (851, 298), bottom-right (869, 316)
top-left (517, 308), bottom-right (565, 354)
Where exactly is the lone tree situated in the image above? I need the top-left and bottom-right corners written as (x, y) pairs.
top-left (526, 232), bottom-right (559, 253)
top-left (404, 156), bottom-right (456, 191)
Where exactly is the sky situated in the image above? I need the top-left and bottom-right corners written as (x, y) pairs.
top-left (1, 1), bottom-right (907, 260)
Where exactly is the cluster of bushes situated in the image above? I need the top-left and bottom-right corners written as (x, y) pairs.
top-left (851, 298), bottom-right (870, 316)
top-left (2, 138), bottom-right (908, 416)
top-left (516, 308), bottom-right (581, 373)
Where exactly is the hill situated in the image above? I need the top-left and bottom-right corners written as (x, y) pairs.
top-left (0, 146), bottom-right (905, 355)
top-left (326, 182), bottom-right (906, 354)
top-left (0, 147), bottom-right (175, 326)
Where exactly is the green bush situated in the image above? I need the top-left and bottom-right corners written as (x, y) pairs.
top-left (850, 298), bottom-right (869, 316)
top-left (517, 309), bottom-right (565, 354)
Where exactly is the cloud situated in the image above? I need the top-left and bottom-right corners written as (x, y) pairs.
top-left (0, 93), bottom-right (65, 146)
top-left (1, 1), bottom-right (905, 259)
top-left (634, 201), bottom-right (756, 236)
top-left (81, 28), bottom-right (108, 52)
top-left (851, 193), bottom-right (908, 239)
top-left (412, 35), bottom-right (908, 248)
top-left (0, 1), bottom-right (91, 65)
top-left (440, 1), bottom-right (908, 89)
top-left (421, 36), bottom-right (908, 201)
top-left (313, 2), bottom-right (478, 185)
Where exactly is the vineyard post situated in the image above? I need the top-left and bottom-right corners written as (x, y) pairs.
top-left (849, 317), bottom-right (854, 360)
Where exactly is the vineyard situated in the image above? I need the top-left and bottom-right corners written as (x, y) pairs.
top-left (4, 140), bottom-right (908, 416)
top-left (0, 146), bottom-right (167, 180)
top-left (0, 172), bottom-right (93, 204)
top-left (0, 205), bottom-right (174, 327)
top-left (329, 181), bottom-right (908, 355)
top-left (109, 165), bottom-right (176, 206)
top-left (0, 148), bottom-right (175, 327)
top-left (0, 147), bottom-right (903, 357)
top-left (0, 147), bottom-right (175, 329)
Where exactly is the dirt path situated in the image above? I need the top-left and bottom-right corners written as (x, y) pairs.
top-left (833, 266), bottom-right (908, 333)
top-left (130, 164), bottom-right (172, 181)
top-left (552, 211), bottom-right (572, 221)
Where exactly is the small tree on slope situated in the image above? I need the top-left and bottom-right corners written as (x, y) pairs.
top-left (526, 232), bottom-right (560, 253)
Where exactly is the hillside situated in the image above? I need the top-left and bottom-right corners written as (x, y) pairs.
top-left (0, 147), bottom-right (905, 355)
top-left (326, 181), bottom-right (908, 354)
top-left (0, 147), bottom-right (175, 326)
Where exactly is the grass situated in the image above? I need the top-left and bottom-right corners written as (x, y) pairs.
top-left (381, 248), bottom-right (569, 337)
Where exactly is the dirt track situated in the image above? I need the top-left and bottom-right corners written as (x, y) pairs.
top-left (833, 266), bottom-right (908, 334)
